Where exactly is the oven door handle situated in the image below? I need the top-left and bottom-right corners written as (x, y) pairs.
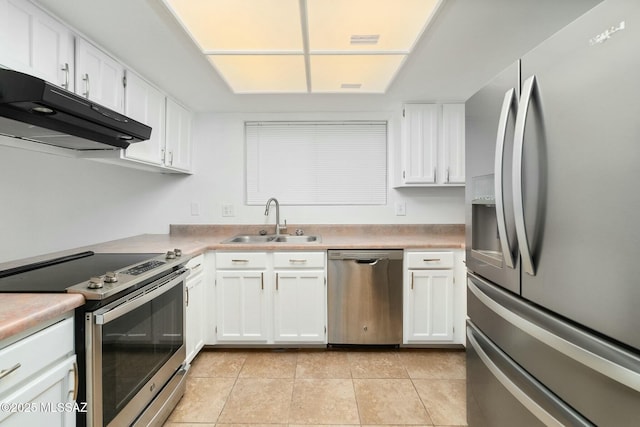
top-left (94, 269), bottom-right (188, 325)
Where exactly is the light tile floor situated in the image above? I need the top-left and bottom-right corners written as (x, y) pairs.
top-left (164, 348), bottom-right (467, 427)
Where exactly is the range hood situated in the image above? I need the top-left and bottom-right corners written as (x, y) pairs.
top-left (0, 69), bottom-right (151, 150)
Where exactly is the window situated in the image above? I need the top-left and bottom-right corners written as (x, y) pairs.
top-left (246, 121), bottom-right (387, 205)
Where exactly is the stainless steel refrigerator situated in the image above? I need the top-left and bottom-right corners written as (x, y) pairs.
top-left (465, 0), bottom-right (640, 425)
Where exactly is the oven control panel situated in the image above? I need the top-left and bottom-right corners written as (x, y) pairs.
top-left (121, 260), bottom-right (166, 276)
top-left (66, 250), bottom-right (189, 300)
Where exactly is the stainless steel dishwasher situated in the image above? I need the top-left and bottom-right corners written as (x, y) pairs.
top-left (327, 250), bottom-right (403, 345)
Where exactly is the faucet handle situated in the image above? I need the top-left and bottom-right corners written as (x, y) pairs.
top-left (280, 219), bottom-right (288, 234)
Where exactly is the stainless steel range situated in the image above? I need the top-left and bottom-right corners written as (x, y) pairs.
top-left (0, 250), bottom-right (191, 427)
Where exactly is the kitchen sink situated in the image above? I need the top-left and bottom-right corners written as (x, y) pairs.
top-left (222, 234), bottom-right (321, 244)
top-left (223, 235), bottom-right (276, 243)
top-left (271, 235), bottom-right (320, 243)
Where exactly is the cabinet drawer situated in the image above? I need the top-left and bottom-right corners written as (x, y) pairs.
top-left (273, 252), bottom-right (325, 268)
top-left (216, 252), bottom-right (267, 269)
top-left (0, 316), bottom-right (74, 396)
top-left (406, 251), bottom-right (453, 269)
top-left (186, 254), bottom-right (204, 275)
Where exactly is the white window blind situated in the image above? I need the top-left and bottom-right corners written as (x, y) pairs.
top-left (246, 121), bottom-right (387, 205)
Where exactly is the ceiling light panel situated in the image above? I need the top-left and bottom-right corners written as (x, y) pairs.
top-left (165, 0), bottom-right (303, 52)
top-left (310, 55), bottom-right (406, 93)
top-left (306, 0), bottom-right (440, 52)
top-left (208, 55), bottom-right (307, 93)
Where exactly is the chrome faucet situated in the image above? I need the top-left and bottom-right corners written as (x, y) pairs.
top-left (264, 197), bottom-right (282, 235)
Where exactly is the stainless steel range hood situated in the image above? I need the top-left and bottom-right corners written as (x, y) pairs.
top-left (0, 69), bottom-right (151, 150)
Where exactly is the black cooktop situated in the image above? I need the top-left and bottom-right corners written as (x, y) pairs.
top-left (0, 252), bottom-right (162, 293)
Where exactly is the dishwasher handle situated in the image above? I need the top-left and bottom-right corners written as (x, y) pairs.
top-left (354, 258), bottom-right (381, 265)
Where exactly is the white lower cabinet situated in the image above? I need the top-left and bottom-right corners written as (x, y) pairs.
top-left (215, 252), bottom-right (269, 343)
top-left (0, 315), bottom-right (77, 426)
top-left (273, 252), bottom-right (326, 344)
top-left (214, 251), bottom-right (326, 345)
top-left (405, 268), bottom-right (454, 343)
top-left (216, 270), bottom-right (268, 343)
top-left (185, 254), bottom-right (205, 363)
top-left (404, 250), bottom-right (464, 344)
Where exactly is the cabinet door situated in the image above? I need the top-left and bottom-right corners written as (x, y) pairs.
top-left (402, 104), bottom-right (439, 184)
top-left (216, 270), bottom-right (267, 342)
top-left (123, 71), bottom-right (165, 165)
top-left (405, 269), bottom-right (454, 343)
top-left (165, 98), bottom-right (192, 172)
top-left (273, 271), bottom-right (326, 343)
top-left (185, 271), bottom-right (205, 363)
top-left (75, 37), bottom-right (123, 112)
top-left (0, 355), bottom-right (76, 426)
top-left (441, 104), bottom-right (465, 184)
top-left (0, 0), bottom-right (74, 90)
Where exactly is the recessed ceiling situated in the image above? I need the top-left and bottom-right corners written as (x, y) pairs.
top-left (163, 0), bottom-right (441, 94)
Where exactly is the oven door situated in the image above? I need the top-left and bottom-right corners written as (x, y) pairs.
top-left (86, 268), bottom-right (188, 427)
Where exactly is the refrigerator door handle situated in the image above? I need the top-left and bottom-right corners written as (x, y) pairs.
top-left (467, 325), bottom-right (585, 427)
top-left (468, 273), bottom-right (640, 393)
top-left (513, 75), bottom-right (537, 275)
top-left (495, 88), bottom-right (517, 269)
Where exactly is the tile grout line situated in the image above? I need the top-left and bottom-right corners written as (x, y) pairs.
top-left (213, 352), bottom-right (247, 424)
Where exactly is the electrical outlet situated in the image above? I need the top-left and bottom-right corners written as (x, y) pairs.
top-left (190, 202), bottom-right (200, 216)
top-left (395, 202), bottom-right (406, 216)
top-left (222, 203), bottom-right (235, 217)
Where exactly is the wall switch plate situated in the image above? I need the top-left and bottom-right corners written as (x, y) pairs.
top-left (190, 202), bottom-right (200, 216)
top-left (395, 202), bottom-right (406, 216)
top-left (222, 203), bottom-right (235, 217)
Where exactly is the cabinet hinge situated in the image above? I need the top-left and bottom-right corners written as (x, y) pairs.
top-left (324, 326), bottom-right (327, 334)
top-left (215, 326), bottom-right (218, 333)
top-left (402, 108), bottom-right (405, 118)
top-left (403, 170), bottom-right (406, 179)
top-left (122, 71), bottom-right (127, 88)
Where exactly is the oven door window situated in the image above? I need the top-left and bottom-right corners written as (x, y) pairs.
top-left (101, 283), bottom-right (183, 425)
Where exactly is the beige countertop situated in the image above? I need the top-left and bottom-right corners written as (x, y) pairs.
top-left (0, 223), bottom-right (464, 343)
top-left (0, 294), bottom-right (84, 343)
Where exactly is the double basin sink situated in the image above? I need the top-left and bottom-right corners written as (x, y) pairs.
top-left (223, 234), bottom-right (321, 244)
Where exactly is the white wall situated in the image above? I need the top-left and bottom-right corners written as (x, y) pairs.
top-left (0, 111), bottom-right (464, 263)
top-left (188, 112), bottom-right (465, 227)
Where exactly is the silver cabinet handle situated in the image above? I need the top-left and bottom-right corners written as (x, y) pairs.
top-left (72, 361), bottom-right (78, 401)
top-left (289, 259), bottom-right (308, 264)
top-left (231, 259), bottom-right (249, 264)
top-left (61, 63), bottom-right (70, 90)
top-left (169, 151), bottom-right (174, 165)
top-left (411, 271), bottom-right (414, 290)
top-left (82, 73), bottom-right (90, 98)
top-left (423, 258), bottom-right (441, 262)
top-left (513, 75), bottom-right (537, 276)
top-left (0, 363), bottom-right (21, 380)
top-left (161, 148), bottom-right (166, 163)
top-left (276, 273), bottom-right (279, 290)
top-left (185, 287), bottom-right (190, 306)
top-left (261, 272), bottom-right (264, 290)
top-left (433, 168), bottom-right (437, 183)
top-left (495, 88), bottom-right (518, 269)
top-left (446, 168), bottom-right (450, 183)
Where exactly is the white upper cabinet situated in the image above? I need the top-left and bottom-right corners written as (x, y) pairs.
top-left (75, 37), bottom-right (124, 113)
top-left (441, 104), bottom-right (466, 184)
top-left (165, 98), bottom-right (192, 172)
top-left (123, 71), bottom-right (165, 166)
top-left (399, 103), bottom-right (465, 186)
top-left (402, 104), bottom-right (439, 184)
top-left (0, 0), bottom-right (74, 90)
